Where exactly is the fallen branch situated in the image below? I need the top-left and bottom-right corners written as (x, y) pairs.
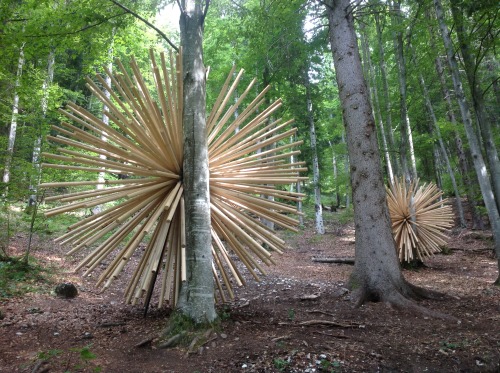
top-left (278, 319), bottom-right (353, 328)
top-left (312, 257), bottom-right (355, 265)
top-left (271, 334), bottom-right (291, 342)
top-left (98, 322), bottom-right (126, 327)
top-left (306, 310), bottom-right (336, 317)
top-left (313, 330), bottom-right (348, 339)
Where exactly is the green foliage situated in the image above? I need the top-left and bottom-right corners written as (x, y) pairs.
top-left (0, 256), bottom-right (47, 298)
top-left (36, 344), bottom-right (101, 373)
top-left (273, 358), bottom-right (289, 371)
top-left (336, 208), bottom-right (354, 225)
top-left (319, 357), bottom-right (342, 372)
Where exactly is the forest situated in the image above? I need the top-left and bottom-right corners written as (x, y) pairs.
top-left (0, 0), bottom-right (499, 372)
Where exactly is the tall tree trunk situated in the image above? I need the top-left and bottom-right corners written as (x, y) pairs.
top-left (329, 140), bottom-right (341, 209)
top-left (177, 0), bottom-right (216, 322)
top-left (413, 48), bottom-right (466, 227)
top-left (450, 0), bottom-right (500, 212)
top-left (291, 136), bottom-right (304, 226)
top-left (296, 180), bottom-right (304, 227)
top-left (95, 36), bottom-right (115, 215)
top-left (434, 0), bottom-right (500, 284)
top-left (30, 49), bottom-right (55, 205)
top-left (326, 0), bottom-right (432, 306)
top-left (374, 9), bottom-right (399, 177)
top-left (3, 43), bottom-right (25, 194)
top-left (434, 54), bottom-right (484, 229)
top-left (359, 23), bottom-right (394, 183)
top-left (341, 130), bottom-right (350, 209)
top-left (305, 71), bottom-right (325, 234)
top-left (392, 0), bottom-right (417, 180)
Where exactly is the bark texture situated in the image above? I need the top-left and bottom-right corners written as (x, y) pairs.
top-left (326, 0), bottom-right (424, 306)
top-left (178, 0), bottom-right (216, 323)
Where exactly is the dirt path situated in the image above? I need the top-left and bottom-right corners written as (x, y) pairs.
top-left (1, 217), bottom-right (499, 372)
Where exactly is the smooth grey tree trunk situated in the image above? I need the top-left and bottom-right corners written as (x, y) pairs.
top-left (297, 180), bottom-right (304, 227)
top-left (392, 0), bottom-right (417, 180)
top-left (291, 136), bottom-right (304, 227)
top-left (359, 23), bottom-right (394, 183)
top-left (374, 9), bottom-right (399, 177)
top-left (413, 48), bottom-right (466, 227)
top-left (434, 0), bottom-right (500, 284)
top-left (93, 51), bottom-right (113, 215)
top-left (433, 54), bottom-right (483, 229)
top-left (305, 71), bottom-right (325, 234)
top-left (341, 130), bottom-right (350, 209)
top-left (177, 0), bottom-right (217, 322)
top-left (3, 43), bottom-right (25, 193)
top-left (326, 0), bottom-right (422, 305)
top-left (30, 49), bottom-right (55, 205)
top-left (329, 140), bottom-right (341, 209)
top-left (450, 0), bottom-right (500, 212)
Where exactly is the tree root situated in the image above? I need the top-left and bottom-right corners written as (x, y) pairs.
top-left (352, 281), bottom-right (456, 321)
top-left (403, 281), bottom-right (447, 301)
top-left (384, 292), bottom-right (457, 321)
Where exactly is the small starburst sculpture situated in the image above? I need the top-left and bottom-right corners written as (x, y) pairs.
top-left (386, 178), bottom-right (454, 263)
top-left (40, 49), bottom-right (305, 307)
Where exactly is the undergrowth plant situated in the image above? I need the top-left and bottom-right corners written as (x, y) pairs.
top-left (36, 344), bottom-right (101, 373)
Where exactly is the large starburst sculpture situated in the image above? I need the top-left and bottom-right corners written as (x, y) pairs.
top-left (386, 178), bottom-right (454, 263)
top-left (40, 49), bottom-right (305, 307)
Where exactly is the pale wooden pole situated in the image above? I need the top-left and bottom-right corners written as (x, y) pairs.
top-left (41, 49), bottom-right (306, 309)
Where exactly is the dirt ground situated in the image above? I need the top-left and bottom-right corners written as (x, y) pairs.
top-left (1, 210), bottom-right (499, 373)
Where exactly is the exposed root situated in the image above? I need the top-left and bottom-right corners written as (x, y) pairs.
top-left (351, 281), bottom-right (455, 321)
top-left (403, 281), bottom-right (447, 301)
top-left (383, 291), bottom-right (457, 321)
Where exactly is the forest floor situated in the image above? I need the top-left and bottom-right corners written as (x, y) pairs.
top-left (0, 209), bottom-right (499, 373)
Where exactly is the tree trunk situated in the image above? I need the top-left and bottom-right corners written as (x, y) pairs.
top-left (415, 56), bottom-right (466, 227)
top-left (450, 0), bottom-right (500, 212)
top-left (30, 49), bottom-right (55, 205)
top-left (3, 43), bottom-right (25, 193)
top-left (326, 0), bottom-right (431, 306)
top-left (177, 0), bottom-right (216, 323)
top-left (359, 23), bottom-right (394, 183)
top-left (291, 136), bottom-right (304, 227)
top-left (296, 179), bottom-right (304, 227)
top-left (434, 0), bottom-right (500, 284)
top-left (330, 140), bottom-right (341, 208)
top-left (374, 9), bottom-right (399, 177)
top-left (305, 71), bottom-right (325, 234)
top-left (392, 0), bottom-right (416, 180)
top-left (434, 54), bottom-right (483, 229)
top-left (95, 38), bottom-right (114, 215)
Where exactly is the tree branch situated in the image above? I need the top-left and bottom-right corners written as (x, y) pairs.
top-left (108, 0), bottom-right (179, 52)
